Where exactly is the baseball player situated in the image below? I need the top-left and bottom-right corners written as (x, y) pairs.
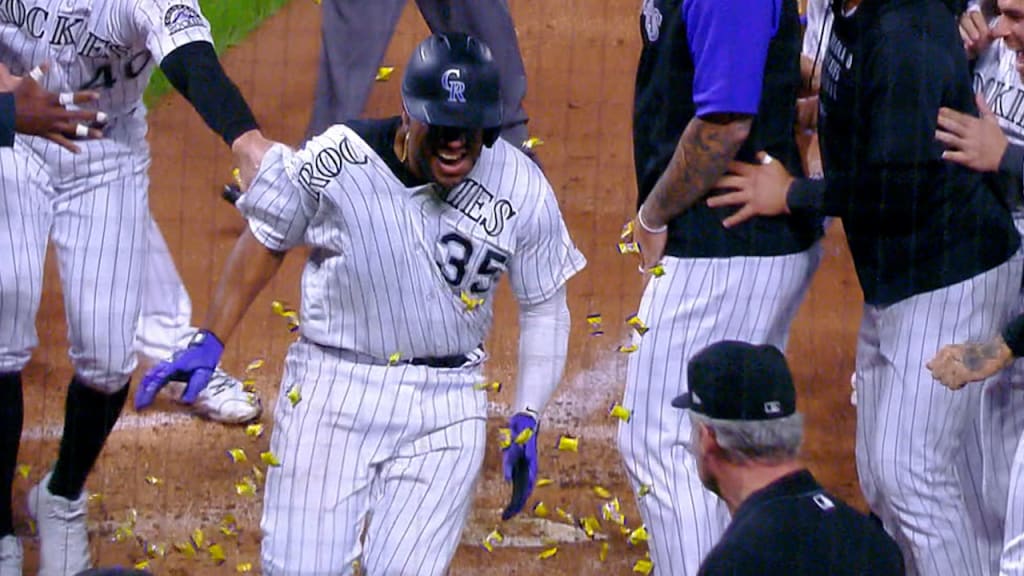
top-left (617, 0), bottom-right (823, 574)
top-left (708, 0), bottom-right (1023, 573)
top-left (0, 0), bottom-right (272, 573)
top-left (136, 33), bottom-right (585, 575)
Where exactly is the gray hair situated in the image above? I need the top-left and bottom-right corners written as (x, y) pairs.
top-left (689, 411), bottom-right (804, 464)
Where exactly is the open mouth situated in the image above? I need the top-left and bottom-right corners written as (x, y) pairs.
top-left (434, 148), bottom-right (471, 178)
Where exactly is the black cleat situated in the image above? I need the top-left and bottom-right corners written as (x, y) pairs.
top-left (222, 183), bottom-right (242, 205)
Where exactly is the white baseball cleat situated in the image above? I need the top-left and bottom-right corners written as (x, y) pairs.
top-left (0, 535), bottom-right (22, 576)
top-left (165, 367), bottom-right (262, 425)
top-left (27, 473), bottom-right (91, 576)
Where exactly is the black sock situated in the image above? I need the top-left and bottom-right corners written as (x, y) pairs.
top-left (0, 371), bottom-right (22, 537)
top-left (47, 377), bottom-right (128, 501)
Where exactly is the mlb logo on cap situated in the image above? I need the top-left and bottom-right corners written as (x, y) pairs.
top-left (671, 340), bottom-right (796, 421)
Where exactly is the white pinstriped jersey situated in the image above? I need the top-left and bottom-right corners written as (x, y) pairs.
top-left (0, 0), bottom-right (212, 145)
top-left (239, 123), bottom-right (586, 359)
top-left (975, 39), bottom-right (1024, 147)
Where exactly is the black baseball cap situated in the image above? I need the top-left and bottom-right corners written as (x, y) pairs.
top-left (671, 340), bottom-right (796, 420)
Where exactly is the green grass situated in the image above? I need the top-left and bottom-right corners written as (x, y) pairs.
top-left (143, 0), bottom-right (293, 107)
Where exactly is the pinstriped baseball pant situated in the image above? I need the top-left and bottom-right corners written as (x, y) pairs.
top-left (261, 339), bottom-right (487, 576)
top-left (616, 245), bottom-right (821, 575)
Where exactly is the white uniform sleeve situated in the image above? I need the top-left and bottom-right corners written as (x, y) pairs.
top-left (129, 0), bottom-right (214, 65)
top-left (514, 286), bottom-right (570, 416)
top-left (237, 143), bottom-right (319, 252)
top-left (801, 0), bottom-right (829, 60)
top-left (508, 181), bottom-right (586, 306)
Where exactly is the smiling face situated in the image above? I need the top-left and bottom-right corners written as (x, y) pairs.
top-left (995, 0), bottom-right (1024, 78)
top-left (402, 112), bottom-right (485, 191)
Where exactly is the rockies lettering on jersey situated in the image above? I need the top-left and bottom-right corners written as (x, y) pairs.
top-left (444, 180), bottom-right (516, 237)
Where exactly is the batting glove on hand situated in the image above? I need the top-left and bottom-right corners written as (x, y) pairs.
top-left (135, 330), bottom-right (224, 410)
top-left (502, 411), bottom-right (539, 520)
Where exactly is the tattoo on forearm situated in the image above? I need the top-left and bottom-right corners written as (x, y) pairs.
top-left (961, 340), bottom-right (1004, 372)
top-left (647, 115), bottom-right (752, 223)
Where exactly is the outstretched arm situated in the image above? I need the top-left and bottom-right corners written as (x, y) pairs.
top-left (513, 285), bottom-right (571, 415)
top-left (928, 314), bottom-right (1024, 390)
top-left (202, 227), bottom-right (285, 340)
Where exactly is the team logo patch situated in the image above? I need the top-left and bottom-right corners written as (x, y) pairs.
top-left (441, 68), bottom-right (466, 103)
top-left (164, 5), bottom-right (205, 34)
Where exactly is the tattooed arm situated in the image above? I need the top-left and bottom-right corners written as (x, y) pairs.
top-left (633, 114), bottom-right (753, 269)
top-left (927, 335), bottom-right (1015, 391)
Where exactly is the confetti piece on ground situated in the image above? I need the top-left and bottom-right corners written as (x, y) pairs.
top-left (592, 486), bottom-right (612, 499)
top-left (474, 380), bottom-right (501, 392)
top-left (538, 546), bottom-right (558, 560)
top-left (375, 66), bottom-right (395, 81)
top-left (241, 378), bottom-right (256, 393)
top-left (620, 220), bottom-right (634, 239)
top-left (536, 478), bottom-right (554, 488)
top-left (227, 448), bottom-right (248, 463)
top-left (639, 484), bottom-right (652, 497)
top-left (220, 524), bottom-right (237, 538)
top-left (15, 464), bottom-right (30, 479)
top-left (144, 475), bottom-right (162, 486)
top-left (134, 560), bottom-right (150, 570)
top-left (482, 528), bottom-right (504, 552)
top-left (245, 359), bottom-right (264, 372)
top-left (628, 525), bottom-right (650, 546)
top-left (87, 494), bottom-right (103, 504)
top-left (461, 291), bottom-right (484, 311)
top-left (608, 403), bottom-right (632, 423)
top-left (209, 543), bottom-right (226, 564)
top-left (618, 344), bottom-right (639, 354)
top-left (626, 314), bottom-right (649, 336)
top-left (514, 428), bottom-right (534, 445)
top-left (175, 541), bottom-right (196, 558)
top-left (617, 242), bottom-right (640, 255)
top-left (236, 477), bottom-right (257, 497)
top-left (557, 435), bottom-right (579, 452)
top-left (599, 541), bottom-right (610, 562)
top-left (253, 465), bottom-right (265, 484)
top-left (633, 558), bottom-right (654, 574)
top-left (192, 528), bottom-right (206, 549)
top-left (388, 352), bottom-right (402, 365)
top-left (287, 386), bottom-right (302, 406)
top-left (587, 313), bottom-right (604, 336)
top-left (533, 502), bottom-right (549, 518)
top-left (522, 136), bottom-right (545, 151)
top-left (145, 543), bottom-right (166, 558)
top-left (602, 498), bottom-right (625, 526)
top-left (556, 507), bottom-right (574, 523)
top-left (261, 451), bottom-right (282, 467)
top-left (237, 563), bottom-right (253, 573)
top-left (649, 264), bottom-right (665, 277)
top-left (245, 423), bottom-right (264, 438)
top-left (498, 428), bottom-right (512, 449)
top-left (579, 515), bottom-right (601, 538)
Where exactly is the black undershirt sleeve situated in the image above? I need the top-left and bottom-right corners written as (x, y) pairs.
top-left (0, 92), bottom-right (13, 147)
top-left (1003, 314), bottom-right (1024, 358)
top-left (1000, 142), bottom-right (1024, 180)
top-left (160, 40), bottom-right (259, 147)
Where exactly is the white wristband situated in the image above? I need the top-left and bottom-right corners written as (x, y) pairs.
top-left (637, 204), bottom-right (668, 234)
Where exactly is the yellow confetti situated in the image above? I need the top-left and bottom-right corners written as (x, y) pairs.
top-left (237, 562), bottom-right (253, 573)
top-left (87, 493), bottom-right (103, 504)
top-left (557, 435), bottom-right (579, 452)
top-left (460, 291), bottom-right (484, 311)
top-left (272, 300), bottom-right (301, 332)
top-left (241, 378), bottom-right (257, 393)
top-left (15, 464), bottom-right (30, 479)
top-left (639, 484), bottom-right (652, 497)
top-left (144, 475), bottom-right (162, 486)
top-left (227, 448), bottom-right (248, 463)
top-left (533, 501), bottom-right (549, 518)
top-left (388, 352), bottom-right (402, 365)
top-left (579, 515), bottom-right (601, 538)
top-left (112, 525), bottom-right (133, 543)
top-left (231, 167), bottom-right (242, 187)
top-left (235, 477), bottom-right (257, 497)
top-left (592, 486), bottom-right (612, 499)
top-left (587, 313), bottom-right (604, 336)
top-left (209, 543), bottom-right (226, 564)
top-left (26, 519), bottom-right (34, 536)
top-left (617, 241), bottom-right (640, 255)
top-left (608, 403), bottom-right (632, 423)
top-left (620, 220), bottom-right (635, 239)
top-left (536, 478), bottom-right (554, 488)
top-left (522, 136), bottom-right (545, 151)
top-left (375, 66), bottom-right (395, 81)
top-left (145, 543), bottom-right (167, 558)
top-left (626, 314), bottom-right (649, 336)
top-left (602, 498), bottom-right (626, 526)
top-left (599, 541), bottom-right (610, 562)
top-left (474, 380), bottom-right (502, 392)
top-left (271, 300), bottom-right (287, 315)
top-left (628, 525), bottom-right (650, 546)
top-left (220, 523), bottom-right (237, 538)
top-left (134, 560), bottom-right (150, 570)
top-left (261, 451), bottom-right (282, 467)
top-left (618, 344), bottom-right (639, 354)
top-left (253, 465), bottom-right (265, 484)
top-left (287, 385), bottom-right (302, 406)
top-left (481, 528), bottom-right (504, 552)
top-left (555, 507), bottom-right (574, 523)
top-left (649, 264), bottom-right (666, 277)
top-left (538, 546), bottom-right (558, 560)
top-left (175, 541), bottom-right (196, 558)
top-left (633, 558), bottom-right (654, 575)
top-left (514, 427), bottom-right (534, 445)
top-left (498, 428), bottom-right (512, 449)
top-left (245, 359), bottom-right (264, 372)
top-left (192, 528), bottom-right (206, 550)
top-left (312, 0), bottom-right (321, 5)
top-left (245, 423), bottom-right (264, 438)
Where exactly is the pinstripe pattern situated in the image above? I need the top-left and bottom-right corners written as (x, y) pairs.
top-left (856, 255), bottom-right (1022, 576)
top-left (260, 340), bottom-right (487, 576)
top-left (1003, 418), bottom-right (1024, 574)
top-left (616, 246), bottom-right (821, 576)
top-left (134, 213), bottom-right (194, 360)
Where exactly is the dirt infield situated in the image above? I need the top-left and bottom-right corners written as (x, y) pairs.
top-left (13, 0), bottom-right (863, 573)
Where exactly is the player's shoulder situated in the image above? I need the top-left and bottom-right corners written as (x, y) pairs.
top-left (299, 121), bottom-right (391, 167)
top-left (474, 138), bottom-right (553, 207)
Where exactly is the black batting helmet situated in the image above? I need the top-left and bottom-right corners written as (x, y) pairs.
top-left (402, 33), bottom-right (504, 141)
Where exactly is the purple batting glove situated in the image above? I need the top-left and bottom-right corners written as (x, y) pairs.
top-left (502, 411), bottom-right (539, 520)
top-left (135, 330), bottom-right (224, 410)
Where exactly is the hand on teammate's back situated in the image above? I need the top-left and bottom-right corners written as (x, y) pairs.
top-left (501, 412), bottom-right (539, 520)
top-left (231, 129), bottom-right (275, 190)
top-left (0, 63), bottom-right (104, 153)
top-left (959, 9), bottom-right (993, 60)
top-left (707, 152), bottom-right (793, 228)
top-left (935, 94), bottom-right (1007, 173)
top-left (135, 329), bottom-right (225, 410)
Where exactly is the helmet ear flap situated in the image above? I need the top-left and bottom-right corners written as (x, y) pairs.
top-left (483, 127), bottom-right (501, 147)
